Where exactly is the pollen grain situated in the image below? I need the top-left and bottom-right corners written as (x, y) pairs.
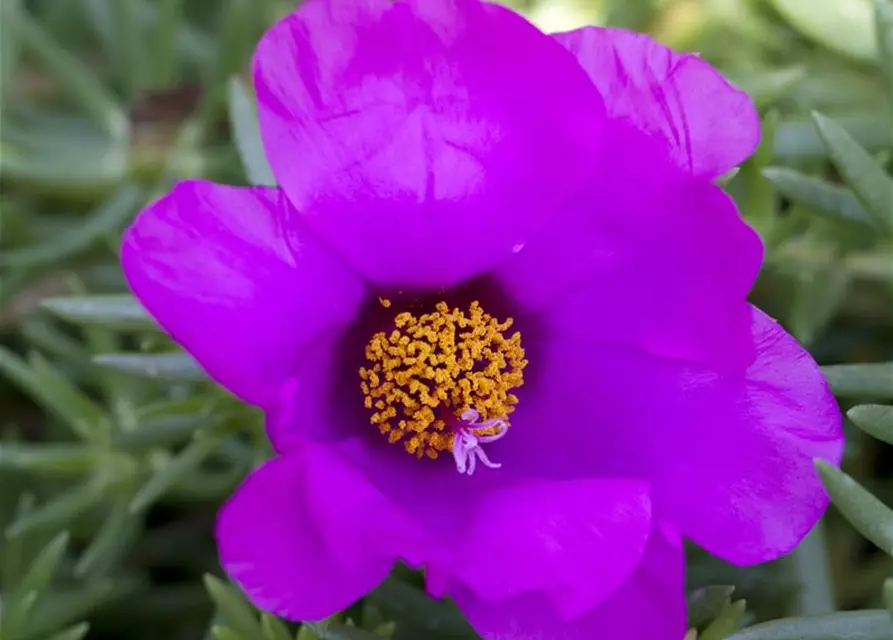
top-left (359, 301), bottom-right (526, 460)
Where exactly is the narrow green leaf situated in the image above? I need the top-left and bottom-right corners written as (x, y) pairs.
top-left (321, 625), bottom-right (382, 640)
top-left (129, 435), bottom-right (218, 513)
top-left (0, 443), bottom-right (109, 474)
top-left (699, 599), bottom-right (747, 640)
top-left (0, 0), bottom-right (21, 106)
top-left (762, 167), bottom-right (876, 228)
top-left (737, 111), bottom-right (778, 239)
top-left (113, 0), bottom-right (143, 100)
top-left (2, 494), bottom-right (34, 591)
top-left (1, 533), bottom-right (70, 638)
top-left (687, 586), bottom-right (736, 629)
top-left (20, 319), bottom-right (91, 365)
top-left (17, 532), bottom-right (70, 600)
top-left (821, 362), bottom-right (893, 399)
top-left (153, 0), bottom-right (184, 87)
top-left (204, 575), bottom-right (264, 640)
top-left (813, 112), bottom-right (893, 233)
top-left (848, 404), bottom-right (893, 444)
top-left (43, 622), bottom-right (91, 640)
top-left (876, 0), bottom-right (893, 137)
top-left (297, 626), bottom-right (321, 640)
top-left (6, 478), bottom-right (107, 539)
top-left (769, 0), bottom-right (876, 61)
top-left (1, 0), bottom-right (127, 138)
top-left (0, 346), bottom-right (106, 441)
top-left (738, 67), bottom-right (807, 110)
top-left (369, 578), bottom-right (474, 636)
top-left (213, 627), bottom-right (245, 640)
top-left (884, 578), bottom-right (893, 614)
top-left (0, 185), bottom-right (144, 269)
top-left (727, 610), bottom-right (893, 639)
top-left (1, 590), bottom-right (39, 640)
top-left (717, 168), bottom-right (740, 186)
top-left (817, 460), bottom-right (893, 555)
top-left (261, 614), bottom-right (294, 640)
top-left (29, 352), bottom-right (109, 439)
top-left (789, 264), bottom-right (849, 345)
top-left (114, 413), bottom-right (206, 451)
top-left (75, 498), bottom-right (139, 578)
top-left (228, 77), bottom-right (276, 186)
top-left (775, 114), bottom-right (890, 160)
top-left (93, 352), bottom-right (206, 383)
top-left (41, 295), bottom-right (156, 332)
top-left (603, 0), bottom-right (658, 30)
top-left (25, 578), bottom-right (141, 639)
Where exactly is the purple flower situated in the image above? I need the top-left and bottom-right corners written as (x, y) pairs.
top-left (120, 0), bottom-right (844, 637)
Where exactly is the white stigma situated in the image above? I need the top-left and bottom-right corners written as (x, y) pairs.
top-left (452, 409), bottom-right (508, 476)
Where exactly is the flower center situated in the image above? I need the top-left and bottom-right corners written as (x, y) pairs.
top-left (359, 300), bottom-right (527, 474)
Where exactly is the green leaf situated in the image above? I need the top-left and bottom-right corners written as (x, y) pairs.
top-left (261, 614), bottom-right (294, 640)
top-left (1, 590), bottom-right (39, 640)
top-left (129, 435), bottom-right (218, 513)
top-left (821, 362), bottom-right (893, 399)
top-left (1, 532), bottom-right (71, 639)
top-left (152, 0), bottom-right (184, 87)
top-left (31, 351), bottom-right (110, 435)
top-left (6, 478), bottom-right (108, 539)
top-left (41, 295), bottom-right (156, 332)
top-left (876, 0), bottom-right (893, 112)
top-left (775, 114), bottom-right (890, 160)
top-left (114, 413), bottom-right (207, 451)
top-left (603, 0), bottom-right (658, 30)
top-left (228, 76), bottom-right (276, 186)
top-left (1, 0), bottom-right (128, 138)
top-left (884, 578), bottom-right (893, 614)
top-left (212, 627), bottom-right (245, 640)
top-left (727, 610), bottom-right (893, 639)
top-left (43, 623), bottom-right (91, 640)
top-left (788, 264), bottom-right (849, 345)
top-left (0, 443), bottom-right (109, 474)
top-left (736, 111), bottom-right (779, 239)
top-left (318, 625), bottom-right (382, 640)
top-left (25, 578), bottom-right (141, 639)
top-left (699, 599), bottom-right (747, 640)
top-left (75, 497), bottom-right (139, 578)
top-left (769, 0), bottom-right (876, 62)
top-left (762, 167), bottom-right (876, 228)
top-left (93, 352), bottom-right (205, 383)
top-left (848, 404), bottom-right (893, 444)
top-left (813, 112), bottom-right (893, 233)
top-left (204, 575), bottom-right (265, 640)
top-left (687, 586), bottom-right (736, 629)
top-left (0, 346), bottom-right (107, 441)
top-left (737, 67), bottom-right (807, 110)
top-left (112, 0), bottom-right (143, 101)
top-left (369, 578), bottom-right (474, 637)
top-left (17, 532), bottom-right (70, 601)
top-left (817, 460), bottom-right (893, 555)
top-left (0, 185), bottom-right (144, 269)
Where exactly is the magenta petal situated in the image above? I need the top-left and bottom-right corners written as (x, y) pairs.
top-left (501, 307), bottom-right (843, 564)
top-left (121, 180), bottom-right (365, 408)
top-left (555, 26), bottom-right (759, 178)
top-left (453, 523), bottom-right (685, 640)
top-left (216, 444), bottom-right (431, 621)
top-left (496, 124), bottom-right (762, 366)
top-left (253, 0), bottom-right (606, 287)
top-left (450, 478), bottom-right (651, 619)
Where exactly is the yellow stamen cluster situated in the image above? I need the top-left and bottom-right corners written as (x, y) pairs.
top-left (359, 301), bottom-right (527, 460)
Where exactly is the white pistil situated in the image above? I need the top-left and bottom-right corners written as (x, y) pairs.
top-left (452, 409), bottom-right (508, 476)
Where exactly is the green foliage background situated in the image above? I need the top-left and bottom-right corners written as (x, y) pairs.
top-left (1, 0), bottom-right (892, 638)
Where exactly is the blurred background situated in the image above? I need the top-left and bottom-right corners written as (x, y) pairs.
top-left (1, 0), bottom-right (892, 639)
